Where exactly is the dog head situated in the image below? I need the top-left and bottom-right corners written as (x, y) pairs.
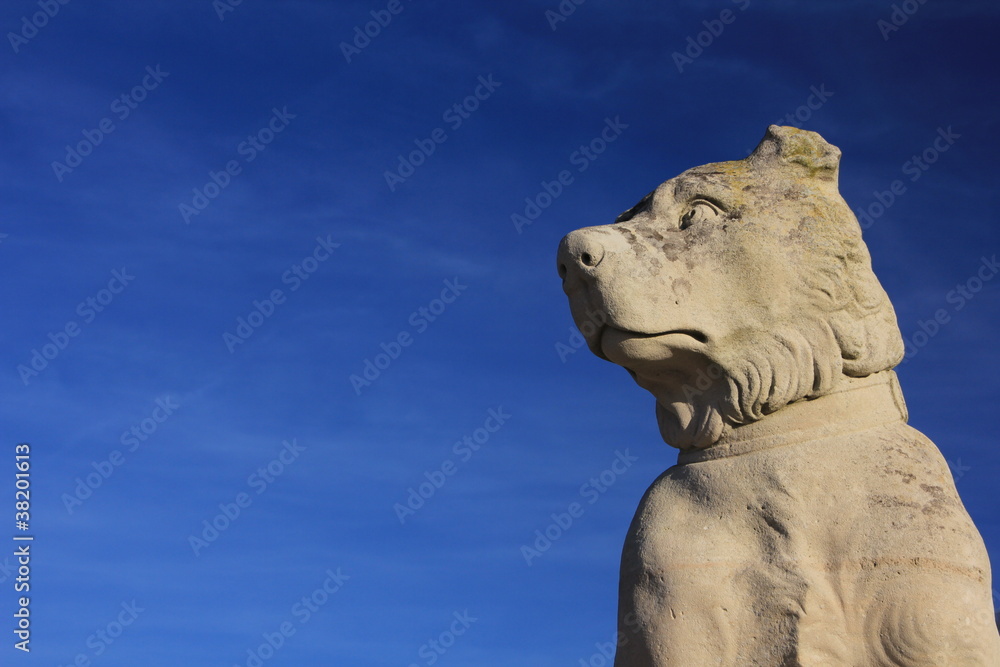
top-left (557, 125), bottom-right (904, 450)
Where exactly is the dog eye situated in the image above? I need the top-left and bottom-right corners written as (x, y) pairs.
top-left (679, 201), bottom-right (720, 229)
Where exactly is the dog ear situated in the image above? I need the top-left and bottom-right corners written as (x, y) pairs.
top-left (748, 125), bottom-right (841, 183)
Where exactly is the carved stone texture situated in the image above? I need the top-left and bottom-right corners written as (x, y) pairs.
top-left (557, 125), bottom-right (1000, 666)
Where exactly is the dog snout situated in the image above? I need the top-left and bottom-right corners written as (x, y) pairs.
top-left (557, 230), bottom-right (606, 283)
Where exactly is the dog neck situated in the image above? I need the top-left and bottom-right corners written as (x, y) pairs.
top-left (677, 370), bottom-right (908, 464)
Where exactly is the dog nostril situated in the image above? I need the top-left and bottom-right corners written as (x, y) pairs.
top-left (571, 235), bottom-right (606, 270)
top-left (557, 230), bottom-right (605, 277)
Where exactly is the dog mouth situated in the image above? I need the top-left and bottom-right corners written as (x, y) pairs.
top-left (608, 327), bottom-right (708, 343)
top-left (589, 325), bottom-right (708, 363)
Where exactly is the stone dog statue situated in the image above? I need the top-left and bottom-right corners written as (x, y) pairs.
top-left (557, 126), bottom-right (1000, 665)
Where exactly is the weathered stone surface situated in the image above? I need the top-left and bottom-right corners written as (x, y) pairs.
top-left (557, 125), bottom-right (1000, 665)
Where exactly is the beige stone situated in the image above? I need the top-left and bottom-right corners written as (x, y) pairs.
top-left (557, 125), bottom-right (1000, 665)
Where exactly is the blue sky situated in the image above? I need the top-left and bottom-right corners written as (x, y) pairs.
top-left (1, 0), bottom-right (998, 664)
